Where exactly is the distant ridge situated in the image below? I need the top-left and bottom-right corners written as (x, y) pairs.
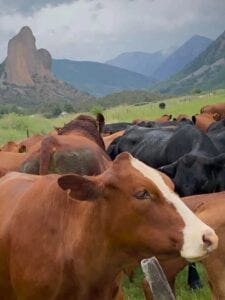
top-left (153, 35), bottom-right (212, 80)
top-left (105, 36), bottom-right (211, 81)
top-left (52, 59), bottom-right (156, 96)
top-left (155, 30), bottom-right (225, 94)
top-left (105, 51), bottom-right (166, 77)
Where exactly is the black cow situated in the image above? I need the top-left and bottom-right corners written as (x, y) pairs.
top-left (207, 117), bottom-right (225, 132)
top-left (103, 122), bottom-right (132, 134)
top-left (207, 118), bottom-right (225, 153)
top-left (159, 153), bottom-right (225, 197)
top-left (137, 118), bottom-right (193, 128)
top-left (107, 124), bottom-right (219, 167)
top-left (208, 130), bottom-right (225, 153)
top-left (107, 124), bottom-right (225, 197)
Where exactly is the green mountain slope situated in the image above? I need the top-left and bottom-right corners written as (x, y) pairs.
top-left (156, 30), bottom-right (225, 94)
top-left (52, 59), bottom-right (156, 96)
top-left (153, 35), bottom-right (212, 80)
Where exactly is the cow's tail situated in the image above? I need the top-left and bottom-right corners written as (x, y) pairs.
top-left (96, 113), bottom-right (105, 134)
top-left (39, 136), bottom-right (58, 175)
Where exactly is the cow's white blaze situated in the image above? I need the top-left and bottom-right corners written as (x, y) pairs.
top-left (130, 156), bottom-right (218, 260)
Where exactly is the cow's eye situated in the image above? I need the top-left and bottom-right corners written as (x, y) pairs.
top-left (134, 190), bottom-right (151, 200)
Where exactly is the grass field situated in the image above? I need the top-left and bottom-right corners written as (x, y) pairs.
top-left (123, 263), bottom-right (211, 300)
top-left (0, 90), bottom-right (223, 299)
top-left (1, 89), bottom-right (225, 144)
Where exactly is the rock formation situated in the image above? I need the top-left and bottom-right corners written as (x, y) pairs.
top-left (3, 26), bottom-right (54, 86)
top-left (0, 26), bottom-right (94, 109)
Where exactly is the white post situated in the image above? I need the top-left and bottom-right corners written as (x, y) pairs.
top-left (141, 257), bottom-right (176, 300)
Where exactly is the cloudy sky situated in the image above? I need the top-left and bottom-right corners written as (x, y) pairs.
top-left (0, 0), bottom-right (225, 63)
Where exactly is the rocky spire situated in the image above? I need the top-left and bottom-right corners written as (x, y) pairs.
top-left (3, 26), bottom-right (54, 86)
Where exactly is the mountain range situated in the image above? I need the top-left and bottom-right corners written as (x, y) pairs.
top-left (156, 30), bottom-right (225, 94)
top-left (0, 25), bottom-right (225, 109)
top-left (105, 50), bottom-right (167, 77)
top-left (52, 60), bottom-right (155, 97)
top-left (53, 35), bottom-right (213, 96)
top-left (105, 36), bottom-right (212, 80)
top-left (153, 35), bottom-right (212, 80)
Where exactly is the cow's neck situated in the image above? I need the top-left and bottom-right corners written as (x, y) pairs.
top-left (61, 200), bottom-right (129, 299)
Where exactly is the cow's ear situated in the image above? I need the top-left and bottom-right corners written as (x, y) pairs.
top-left (58, 175), bottom-right (101, 201)
top-left (158, 163), bottom-right (177, 178)
top-left (213, 113), bottom-right (220, 121)
top-left (192, 115), bottom-right (196, 124)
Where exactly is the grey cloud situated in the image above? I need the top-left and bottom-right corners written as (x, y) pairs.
top-left (93, 2), bottom-right (104, 11)
top-left (0, 0), bottom-right (79, 15)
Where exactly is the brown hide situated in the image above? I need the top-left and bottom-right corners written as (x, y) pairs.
top-left (200, 103), bottom-right (225, 120)
top-left (103, 130), bottom-right (125, 149)
top-left (0, 152), bottom-right (26, 172)
top-left (154, 114), bottom-right (172, 122)
top-left (0, 141), bottom-right (19, 152)
top-left (20, 114), bottom-right (110, 175)
top-left (143, 192), bottom-right (225, 300)
top-left (193, 113), bottom-right (217, 132)
top-left (0, 153), bottom-right (210, 300)
top-left (175, 114), bottom-right (191, 122)
top-left (18, 134), bottom-right (45, 153)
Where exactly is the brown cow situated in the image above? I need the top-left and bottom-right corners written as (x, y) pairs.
top-left (20, 114), bottom-right (109, 175)
top-left (200, 102), bottom-right (225, 120)
top-left (0, 141), bottom-right (19, 152)
top-left (192, 113), bottom-right (217, 132)
top-left (133, 114), bottom-right (172, 125)
top-left (142, 192), bottom-right (225, 300)
top-left (154, 114), bottom-right (172, 122)
top-left (103, 130), bottom-right (125, 149)
top-left (175, 114), bottom-right (192, 122)
top-left (0, 153), bottom-right (218, 300)
top-left (0, 152), bottom-right (26, 172)
top-left (18, 134), bottom-right (45, 153)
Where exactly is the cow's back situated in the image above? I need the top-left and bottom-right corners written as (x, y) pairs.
top-left (0, 172), bottom-right (38, 229)
top-left (0, 173), bottom-right (66, 300)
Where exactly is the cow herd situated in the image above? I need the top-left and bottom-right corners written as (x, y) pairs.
top-left (0, 102), bottom-right (224, 299)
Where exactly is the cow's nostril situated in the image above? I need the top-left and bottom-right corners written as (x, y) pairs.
top-left (202, 233), bottom-right (213, 249)
top-left (202, 229), bottom-right (218, 253)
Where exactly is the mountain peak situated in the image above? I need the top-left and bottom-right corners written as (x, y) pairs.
top-left (153, 34), bottom-right (212, 80)
top-left (106, 50), bottom-right (165, 77)
top-left (19, 26), bottom-right (33, 36)
top-left (155, 28), bottom-right (225, 94)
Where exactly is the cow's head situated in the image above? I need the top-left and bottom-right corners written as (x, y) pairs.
top-left (58, 152), bottom-right (218, 262)
top-left (160, 153), bottom-right (225, 197)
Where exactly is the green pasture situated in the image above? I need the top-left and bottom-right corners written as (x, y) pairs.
top-left (0, 89), bottom-right (225, 144)
top-left (0, 90), bottom-right (223, 298)
top-left (103, 89), bottom-right (225, 123)
top-left (124, 264), bottom-right (211, 300)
